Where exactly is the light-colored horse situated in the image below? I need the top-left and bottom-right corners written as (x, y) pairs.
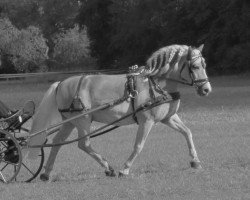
top-left (27, 44), bottom-right (212, 181)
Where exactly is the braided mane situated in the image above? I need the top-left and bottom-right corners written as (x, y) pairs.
top-left (143, 45), bottom-right (188, 76)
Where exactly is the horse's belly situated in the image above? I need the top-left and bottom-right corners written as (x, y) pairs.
top-left (92, 100), bottom-right (180, 125)
top-left (92, 101), bottom-right (135, 126)
top-left (148, 100), bottom-right (180, 122)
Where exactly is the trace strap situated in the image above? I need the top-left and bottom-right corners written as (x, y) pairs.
top-left (26, 96), bottom-right (128, 141)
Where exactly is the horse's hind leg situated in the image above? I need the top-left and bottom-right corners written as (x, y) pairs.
top-left (73, 118), bottom-right (116, 177)
top-left (40, 122), bottom-right (74, 181)
top-left (161, 113), bottom-right (201, 169)
top-left (119, 119), bottom-right (154, 176)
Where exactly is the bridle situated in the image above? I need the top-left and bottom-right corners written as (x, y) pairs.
top-left (167, 46), bottom-right (209, 88)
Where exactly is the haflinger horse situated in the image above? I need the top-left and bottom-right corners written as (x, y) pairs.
top-left (26, 44), bottom-right (212, 181)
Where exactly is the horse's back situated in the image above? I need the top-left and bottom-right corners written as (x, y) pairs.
top-left (58, 74), bottom-right (127, 103)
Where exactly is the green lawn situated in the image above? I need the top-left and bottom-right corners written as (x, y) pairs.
top-left (0, 75), bottom-right (250, 200)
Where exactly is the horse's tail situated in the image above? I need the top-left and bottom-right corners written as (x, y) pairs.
top-left (25, 81), bottom-right (61, 159)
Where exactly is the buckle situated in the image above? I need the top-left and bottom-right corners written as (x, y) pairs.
top-left (129, 90), bottom-right (138, 98)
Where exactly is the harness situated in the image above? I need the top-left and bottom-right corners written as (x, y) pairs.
top-left (126, 74), bottom-right (138, 123)
top-left (167, 46), bottom-right (209, 88)
top-left (58, 76), bottom-right (86, 113)
top-left (57, 46), bottom-right (207, 123)
top-left (57, 70), bottom-right (180, 125)
top-left (126, 69), bottom-right (180, 123)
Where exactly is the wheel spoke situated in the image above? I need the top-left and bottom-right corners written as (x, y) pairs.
top-left (22, 163), bottom-right (35, 176)
top-left (14, 166), bottom-right (17, 181)
top-left (0, 171), bottom-right (7, 183)
top-left (1, 162), bottom-right (8, 171)
top-left (0, 141), bottom-right (7, 148)
top-left (0, 148), bottom-right (9, 155)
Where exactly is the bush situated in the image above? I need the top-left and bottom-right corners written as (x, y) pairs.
top-left (0, 18), bottom-right (48, 73)
top-left (52, 25), bottom-right (93, 70)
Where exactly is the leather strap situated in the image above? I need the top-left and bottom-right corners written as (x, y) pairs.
top-left (59, 76), bottom-right (86, 113)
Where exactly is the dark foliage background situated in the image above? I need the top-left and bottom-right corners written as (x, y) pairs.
top-left (79, 0), bottom-right (250, 75)
top-left (0, 0), bottom-right (249, 75)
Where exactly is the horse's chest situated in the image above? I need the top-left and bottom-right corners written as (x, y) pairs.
top-left (145, 100), bottom-right (180, 122)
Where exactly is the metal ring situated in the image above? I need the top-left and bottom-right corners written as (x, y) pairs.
top-left (129, 90), bottom-right (138, 98)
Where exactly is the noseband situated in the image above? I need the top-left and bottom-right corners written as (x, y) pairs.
top-left (169, 47), bottom-right (209, 88)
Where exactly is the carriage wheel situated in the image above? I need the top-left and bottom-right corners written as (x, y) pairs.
top-left (0, 129), bottom-right (22, 183)
top-left (13, 127), bottom-right (45, 183)
top-left (0, 129), bottom-right (45, 183)
top-left (17, 147), bottom-right (45, 182)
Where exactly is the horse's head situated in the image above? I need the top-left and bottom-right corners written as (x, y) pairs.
top-left (179, 44), bottom-right (212, 96)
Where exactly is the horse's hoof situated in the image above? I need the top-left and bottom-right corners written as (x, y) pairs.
top-left (118, 172), bottom-right (127, 178)
top-left (105, 168), bottom-right (116, 177)
top-left (190, 161), bottom-right (202, 169)
top-left (118, 172), bottom-right (124, 178)
top-left (40, 173), bottom-right (49, 181)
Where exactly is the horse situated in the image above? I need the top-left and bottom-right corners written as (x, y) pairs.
top-left (26, 44), bottom-right (212, 181)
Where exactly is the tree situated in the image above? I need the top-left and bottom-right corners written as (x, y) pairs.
top-left (78, 0), bottom-right (114, 67)
top-left (0, 18), bottom-right (48, 72)
top-left (78, 0), bottom-right (250, 74)
top-left (0, 0), bottom-right (81, 62)
top-left (52, 25), bottom-right (93, 71)
top-left (1, 0), bottom-right (249, 74)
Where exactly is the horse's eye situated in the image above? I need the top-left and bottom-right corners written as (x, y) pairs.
top-left (191, 65), bottom-right (199, 70)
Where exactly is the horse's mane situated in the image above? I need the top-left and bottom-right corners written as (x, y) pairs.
top-left (143, 45), bottom-right (188, 76)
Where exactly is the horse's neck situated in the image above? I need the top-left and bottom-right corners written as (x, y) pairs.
top-left (150, 75), bottom-right (179, 93)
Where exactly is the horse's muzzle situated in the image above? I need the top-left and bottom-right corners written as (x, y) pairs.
top-left (196, 81), bottom-right (212, 96)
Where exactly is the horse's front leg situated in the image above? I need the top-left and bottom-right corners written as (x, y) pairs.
top-left (119, 119), bottom-right (154, 176)
top-left (161, 113), bottom-right (201, 169)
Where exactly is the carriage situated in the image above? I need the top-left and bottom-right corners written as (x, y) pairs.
top-left (0, 100), bottom-right (44, 183)
top-left (0, 44), bottom-right (211, 183)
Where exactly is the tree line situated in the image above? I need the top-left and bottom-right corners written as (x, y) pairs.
top-left (0, 0), bottom-right (92, 73)
top-left (0, 0), bottom-right (249, 75)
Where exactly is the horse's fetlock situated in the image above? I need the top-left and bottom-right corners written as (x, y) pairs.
top-left (124, 163), bottom-right (131, 169)
top-left (186, 128), bottom-right (192, 135)
top-left (135, 145), bottom-right (143, 153)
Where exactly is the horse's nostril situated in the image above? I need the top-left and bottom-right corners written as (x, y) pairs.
top-left (204, 88), bottom-right (209, 93)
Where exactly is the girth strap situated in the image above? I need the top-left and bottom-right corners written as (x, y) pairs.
top-left (126, 75), bottom-right (138, 123)
top-left (58, 76), bottom-right (86, 113)
top-left (169, 92), bottom-right (181, 101)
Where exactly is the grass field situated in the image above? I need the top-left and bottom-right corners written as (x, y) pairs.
top-left (0, 75), bottom-right (250, 200)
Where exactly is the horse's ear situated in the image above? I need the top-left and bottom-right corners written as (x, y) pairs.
top-left (197, 44), bottom-right (204, 52)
